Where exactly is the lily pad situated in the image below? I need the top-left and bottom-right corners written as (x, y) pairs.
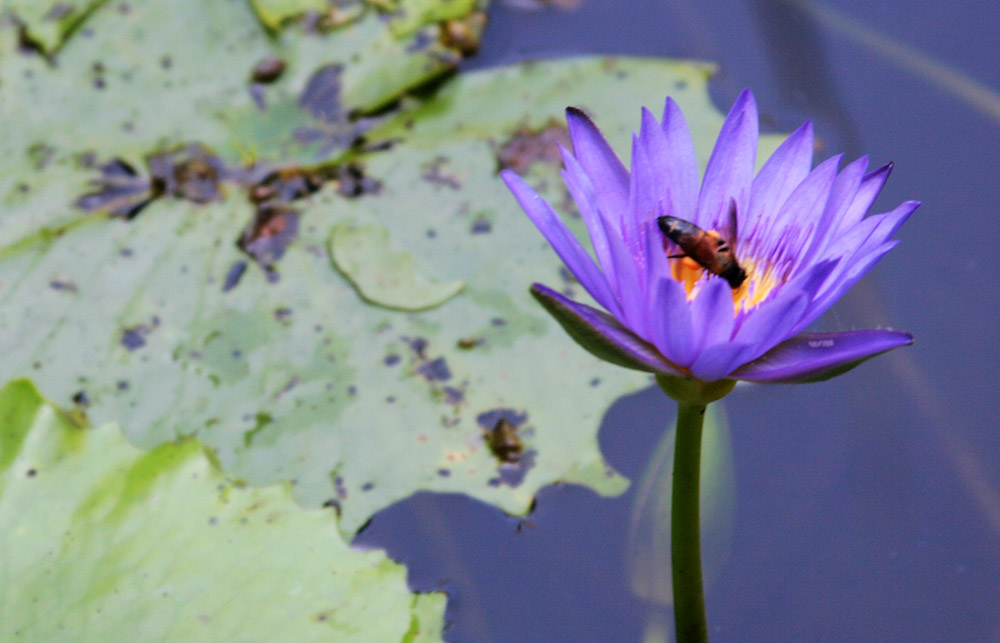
top-left (3, 0), bottom-right (109, 54)
top-left (0, 0), bottom-right (786, 535)
top-left (331, 223), bottom-right (465, 310)
top-left (0, 378), bottom-right (444, 641)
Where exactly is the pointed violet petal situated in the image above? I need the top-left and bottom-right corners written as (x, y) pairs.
top-left (795, 241), bottom-right (897, 333)
top-left (697, 89), bottom-right (758, 230)
top-left (565, 106), bottom-right (630, 227)
top-left (627, 132), bottom-right (654, 262)
top-left (746, 120), bottom-right (814, 235)
top-left (559, 145), bottom-right (618, 286)
top-left (640, 106), bottom-right (696, 222)
top-left (769, 154), bottom-right (841, 239)
top-left (530, 283), bottom-right (683, 376)
top-left (821, 199), bottom-right (918, 270)
top-left (732, 329), bottom-right (913, 383)
top-left (629, 131), bottom-right (669, 295)
top-left (501, 170), bottom-right (622, 318)
top-left (804, 199), bottom-right (919, 326)
top-left (660, 98), bottom-right (699, 219)
top-left (649, 276), bottom-right (696, 367)
top-left (836, 162), bottom-right (893, 234)
top-left (798, 155), bottom-right (868, 267)
top-left (597, 211), bottom-right (648, 336)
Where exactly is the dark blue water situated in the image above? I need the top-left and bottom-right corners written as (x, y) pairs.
top-left (355, 2), bottom-right (1000, 640)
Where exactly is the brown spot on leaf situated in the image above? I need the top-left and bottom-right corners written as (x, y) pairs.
top-left (250, 57), bottom-right (286, 84)
top-left (497, 121), bottom-right (571, 174)
top-left (147, 144), bottom-right (226, 203)
top-left (441, 11), bottom-right (487, 56)
top-left (238, 204), bottom-right (299, 280)
top-left (422, 156), bottom-right (461, 190)
top-left (484, 418), bottom-right (524, 464)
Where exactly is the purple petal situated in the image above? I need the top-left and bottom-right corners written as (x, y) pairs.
top-left (798, 156), bottom-right (868, 267)
top-left (627, 132), bottom-right (655, 263)
top-left (687, 278), bottom-right (735, 379)
top-left (836, 162), bottom-right (893, 235)
top-left (597, 212), bottom-right (648, 336)
top-left (641, 105), bottom-right (698, 222)
top-left (660, 98), bottom-right (699, 218)
top-left (697, 89), bottom-right (759, 231)
top-left (732, 329), bottom-right (913, 383)
top-left (732, 259), bottom-right (838, 365)
top-left (649, 276), bottom-right (696, 367)
top-left (771, 154), bottom-right (841, 238)
top-left (501, 170), bottom-right (622, 318)
top-left (745, 120), bottom-right (814, 235)
top-left (795, 241), bottom-right (897, 333)
top-left (629, 131), bottom-right (669, 294)
top-left (802, 199), bottom-right (919, 327)
top-left (688, 341), bottom-right (755, 382)
top-left (559, 145), bottom-right (618, 286)
top-left (565, 107), bottom-right (630, 229)
top-left (530, 283), bottom-right (683, 376)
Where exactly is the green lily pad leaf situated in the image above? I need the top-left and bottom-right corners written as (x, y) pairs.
top-left (626, 403), bottom-right (736, 607)
top-left (250, 0), bottom-right (333, 30)
top-left (385, 0), bottom-right (483, 38)
top-left (0, 43), bottom-right (786, 535)
top-left (0, 378), bottom-right (445, 641)
top-left (0, 0), bottom-right (487, 202)
top-left (4, 0), bottom-right (108, 54)
top-left (330, 223), bottom-right (466, 310)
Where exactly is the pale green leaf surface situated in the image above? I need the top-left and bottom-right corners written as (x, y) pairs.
top-left (0, 378), bottom-right (444, 641)
top-left (0, 0), bottom-right (486, 238)
top-left (250, 0), bottom-right (332, 30)
top-left (3, 0), bottom-right (109, 53)
top-left (330, 223), bottom-right (465, 310)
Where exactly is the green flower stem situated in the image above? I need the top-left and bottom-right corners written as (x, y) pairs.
top-left (672, 402), bottom-right (709, 642)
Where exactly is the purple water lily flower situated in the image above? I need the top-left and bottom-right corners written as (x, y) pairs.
top-left (502, 90), bottom-right (916, 385)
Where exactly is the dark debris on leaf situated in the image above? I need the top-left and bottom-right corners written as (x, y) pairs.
top-left (442, 386), bottom-right (464, 405)
top-left (222, 261), bottom-right (248, 293)
top-left (238, 203), bottom-right (300, 279)
top-left (422, 156), bottom-right (461, 190)
top-left (120, 317), bottom-right (160, 351)
top-left (250, 56), bottom-right (286, 84)
top-left (299, 64), bottom-right (344, 124)
top-left (76, 158), bottom-right (160, 219)
top-left (470, 216), bottom-right (491, 234)
top-left (484, 417), bottom-right (524, 464)
top-left (440, 12), bottom-right (488, 56)
top-left (496, 120), bottom-right (571, 174)
top-left (477, 408), bottom-right (528, 431)
top-left (497, 449), bottom-right (536, 487)
top-left (334, 162), bottom-right (381, 197)
top-left (77, 144), bottom-right (226, 218)
top-left (49, 275), bottom-right (78, 293)
top-left (416, 357), bottom-right (452, 382)
top-left (148, 144), bottom-right (227, 203)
